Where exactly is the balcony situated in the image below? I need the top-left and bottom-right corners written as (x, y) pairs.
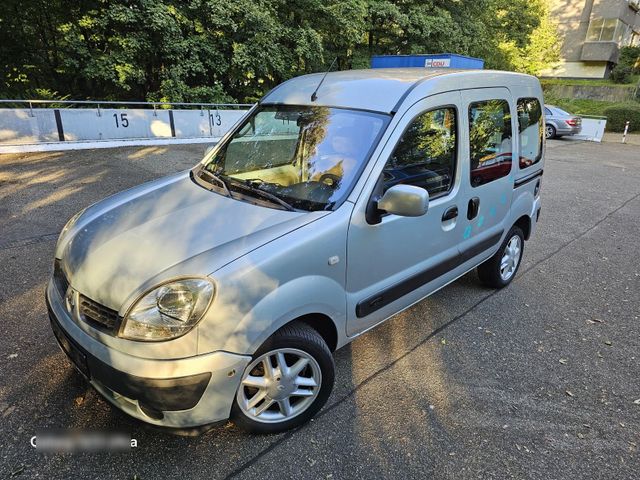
top-left (581, 42), bottom-right (620, 63)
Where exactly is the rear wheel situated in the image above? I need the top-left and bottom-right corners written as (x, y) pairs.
top-left (231, 322), bottom-right (334, 433)
top-left (477, 226), bottom-right (524, 289)
top-left (545, 124), bottom-right (556, 139)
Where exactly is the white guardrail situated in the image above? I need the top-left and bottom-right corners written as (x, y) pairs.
top-left (0, 100), bottom-right (253, 153)
top-left (571, 116), bottom-right (607, 143)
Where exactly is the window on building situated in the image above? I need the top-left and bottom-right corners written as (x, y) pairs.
top-left (601, 18), bottom-right (618, 41)
top-left (615, 21), bottom-right (629, 44)
top-left (622, 26), bottom-right (640, 47)
top-left (383, 107), bottom-right (457, 197)
top-left (587, 18), bottom-right (603, 41)
top-left (517, 99), bottom-right (543, 169)
top-left (586, 18), bottom-right (630, 44)
top-left (468, 100), bottom-right (512, 187)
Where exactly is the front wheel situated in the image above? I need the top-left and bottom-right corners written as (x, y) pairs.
top-left (477, 226), bottom-right (524, 289)
top-left (231, 322), bottom-right (334, 434)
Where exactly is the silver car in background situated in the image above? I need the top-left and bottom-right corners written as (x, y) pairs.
top-left (544, 104), bottom-right (582, 139)
top-left (47, 69), bottom-right (544, 434)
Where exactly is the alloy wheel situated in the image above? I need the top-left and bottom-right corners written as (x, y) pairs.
top-left (236, 348), bottom-right (322, 423)
top-left (545, 125), bottom-right (555, 139)
top-left (500, 235), bottom-right (522, 281)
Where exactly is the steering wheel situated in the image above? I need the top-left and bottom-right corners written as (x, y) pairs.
top-left (318, 173), bottom-right (341, 188)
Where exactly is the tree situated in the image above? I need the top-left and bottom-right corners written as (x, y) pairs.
top-left (0, 0), bottom-right (561, 102)
top-left (481, 0), bottom-right (560, 75)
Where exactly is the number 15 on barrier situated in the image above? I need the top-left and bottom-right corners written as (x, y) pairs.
top-left (113, 113), bottom-right (129, 128)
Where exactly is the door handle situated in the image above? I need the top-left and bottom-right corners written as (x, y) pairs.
top-left (467, 197), bottom-right (480, 220)
top-left (442, 206), bottom-right (458, 222)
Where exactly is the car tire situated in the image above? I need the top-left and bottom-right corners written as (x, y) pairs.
top-left (231, 322), bottom-right (335, 434)
top-left (545, 124), bottom-right (556, 139)
top-left (477, 225), bottom-right (524, 289)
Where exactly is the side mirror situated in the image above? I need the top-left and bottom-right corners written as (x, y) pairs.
top-left (377, 184), bottom-right (429, 218)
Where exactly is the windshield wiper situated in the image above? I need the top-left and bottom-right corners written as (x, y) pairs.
top-left (224, 177), bottom-right (296, 212)
top-left (198, 168), bottom-right (232, 198)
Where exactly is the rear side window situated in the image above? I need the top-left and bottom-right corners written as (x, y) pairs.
top-left (468, 100), bottom-right (512, 187)
top-left (517, 98), bottom-right (543, 168)
top-left (383, 107), bottom-right (457, 197)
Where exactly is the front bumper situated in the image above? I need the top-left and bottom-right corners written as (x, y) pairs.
top-left (46, 280), bottom-right (251, 428)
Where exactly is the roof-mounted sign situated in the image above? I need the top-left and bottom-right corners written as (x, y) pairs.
top-left (371, 54), bottom-right (484, 70)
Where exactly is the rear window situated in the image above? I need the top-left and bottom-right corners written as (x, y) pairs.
top-left (517, 98), bottom-right (543, 168)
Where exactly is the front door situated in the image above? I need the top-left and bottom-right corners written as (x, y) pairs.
top-left (346, 92), bottom-right (465, 336)
top-left (457, 88), bottom-right (516, 263)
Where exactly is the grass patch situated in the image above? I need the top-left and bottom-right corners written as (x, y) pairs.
top-left (543, 96), bottom-right (638, 117)
top-left (541, 76), bottom-right (639, 88)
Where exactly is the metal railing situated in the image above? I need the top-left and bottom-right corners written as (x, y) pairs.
top-left (0, 98), bottom-right (253, 150)
top-left (0, 99), bottom-right (255, 117)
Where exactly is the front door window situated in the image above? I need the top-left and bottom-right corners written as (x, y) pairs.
top-left (382, 107), bottom-right (457, 198)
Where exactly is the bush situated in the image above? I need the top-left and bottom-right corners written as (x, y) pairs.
top-left (619, 46), bottom-right (640, 74)
top-left (603, 104), bottom-right (640, 132)
top-left (609, 65), bottom-right (633, 84)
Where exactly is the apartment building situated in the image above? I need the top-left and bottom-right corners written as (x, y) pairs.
top-left (542, 0), bottom-right (640, 78)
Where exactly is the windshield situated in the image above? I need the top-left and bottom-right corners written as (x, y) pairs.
top-left (196, 105), bottom-right (389, 211)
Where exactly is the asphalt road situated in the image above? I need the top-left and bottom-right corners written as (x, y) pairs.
top-left (1, 140), bottom-right (639, 479)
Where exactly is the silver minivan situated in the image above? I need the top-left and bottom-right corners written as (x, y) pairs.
top-left (47, 69), bottom-right (544, 434)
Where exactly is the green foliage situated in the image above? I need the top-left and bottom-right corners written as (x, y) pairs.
top-left (609, 65), bottom-right (633, 84)
top-left (618, 46), bottom-right (640, 74)
top-left (482, 0), bottom-right (560, 75)
top-left (0, 0), bottom-right (561, 103)
top-left (602, 104), bottom-right (640, 133)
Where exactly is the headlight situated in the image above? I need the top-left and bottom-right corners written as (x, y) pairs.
top-left (120, 278), bottom-right (214, 341)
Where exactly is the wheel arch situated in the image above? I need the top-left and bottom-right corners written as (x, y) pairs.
top-left (513, 214), bottom-right (532, 240)
top-left (282, 314), bottom-right (338, 352)
top-left (247, 312), bottom-right (339, 354)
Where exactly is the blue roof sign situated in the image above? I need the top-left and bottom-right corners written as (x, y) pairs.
top-left (371, 54), bottom-right (484, 70)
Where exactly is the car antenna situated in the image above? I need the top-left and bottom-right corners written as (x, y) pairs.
top-left (311, 57), bottom-right (338, 102)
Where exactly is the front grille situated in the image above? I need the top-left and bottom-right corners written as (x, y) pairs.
top-left (53, 260), bottom-right (69, 298)
top-left (78, 295), bottom-right (119, 331)
top-left (53, 260), bottom-right (120, 333)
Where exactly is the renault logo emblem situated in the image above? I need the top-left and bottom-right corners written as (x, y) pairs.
top-left (65, 286), bottom-right (75, 313)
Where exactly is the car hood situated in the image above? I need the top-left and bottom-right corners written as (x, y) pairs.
top-left (58, 171), bottom-right (325, 312)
